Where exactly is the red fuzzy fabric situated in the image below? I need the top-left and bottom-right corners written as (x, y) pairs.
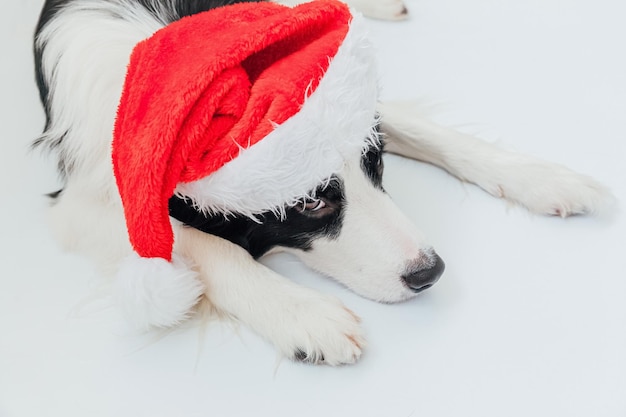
top-left (113, 0), bottom-right (351, 261)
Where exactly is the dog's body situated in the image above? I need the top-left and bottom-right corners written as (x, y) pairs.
top-left (34, 0), bottom-right (609, 365)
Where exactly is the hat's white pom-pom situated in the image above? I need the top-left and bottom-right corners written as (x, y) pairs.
top-left (115, 253), bottom-right (204, 331)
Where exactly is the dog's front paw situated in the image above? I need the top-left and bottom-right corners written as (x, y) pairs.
top-left (487, 158), bottom-right (613, 217)
top-left (349, 0), bottom-right (408, 21)
top-left (269, 293), bottom-right (365, 366)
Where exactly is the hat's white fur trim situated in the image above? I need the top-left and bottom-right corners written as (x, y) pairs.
top-left (115, 253), bottom-right (204, 331)
top-left (176, 12), bottom-right (379, 218)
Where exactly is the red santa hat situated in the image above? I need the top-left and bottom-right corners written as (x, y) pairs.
top-left (112, 0), bottom-right (379, 330)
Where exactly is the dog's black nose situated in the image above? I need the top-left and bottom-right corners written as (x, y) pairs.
top-left (402, 254), bottom-right (445, 293)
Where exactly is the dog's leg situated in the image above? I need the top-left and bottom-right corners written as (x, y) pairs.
top-left (273, 0), bottom-right (408, 21)
top-left (174, 225), bottom-right (364, 365)
top-left (50, 187), bottom-right (362, 364)
top-left (378, 101), bottom-right (612, 217)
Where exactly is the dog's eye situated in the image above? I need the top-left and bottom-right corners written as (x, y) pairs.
top-left (302, 199), bottom-right (326, 212)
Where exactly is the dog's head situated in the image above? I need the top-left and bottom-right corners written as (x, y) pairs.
top-left (169, 133), bottom-right (444, 303)
top-left (111, 1), bottom-right (442, 304)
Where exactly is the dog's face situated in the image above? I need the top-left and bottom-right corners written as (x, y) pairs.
top-left (169, 137), bottom-right (444, 303)
top-left (291, 143), bottom-right (444, 302)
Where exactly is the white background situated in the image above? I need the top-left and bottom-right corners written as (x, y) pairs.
top-left (1, 0), bottom-right (625, 416)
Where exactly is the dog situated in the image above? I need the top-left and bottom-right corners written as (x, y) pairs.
top-left (33, 0), bottom-right (610, 365)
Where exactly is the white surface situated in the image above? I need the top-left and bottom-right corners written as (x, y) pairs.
top-left (1, 0), bottom-right (625, 416)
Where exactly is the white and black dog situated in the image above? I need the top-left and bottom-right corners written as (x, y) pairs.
top-left (33, 0), bottom-right (610, 365)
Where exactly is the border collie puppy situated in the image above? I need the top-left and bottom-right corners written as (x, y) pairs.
top-left (33, 0), bottom-right (610, 365)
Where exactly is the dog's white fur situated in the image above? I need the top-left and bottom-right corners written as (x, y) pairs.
top-left (36, 0), bottom-right (611, 365)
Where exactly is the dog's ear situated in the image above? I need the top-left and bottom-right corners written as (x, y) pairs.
top-left (360, 138), bottom-right (385, 190)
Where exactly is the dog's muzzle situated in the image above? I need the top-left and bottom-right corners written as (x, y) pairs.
top-left (402, 254), bottom-right (445, 293)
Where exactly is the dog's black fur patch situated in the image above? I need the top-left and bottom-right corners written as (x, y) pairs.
top-left (169, 177), bottom-right (346, 258)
